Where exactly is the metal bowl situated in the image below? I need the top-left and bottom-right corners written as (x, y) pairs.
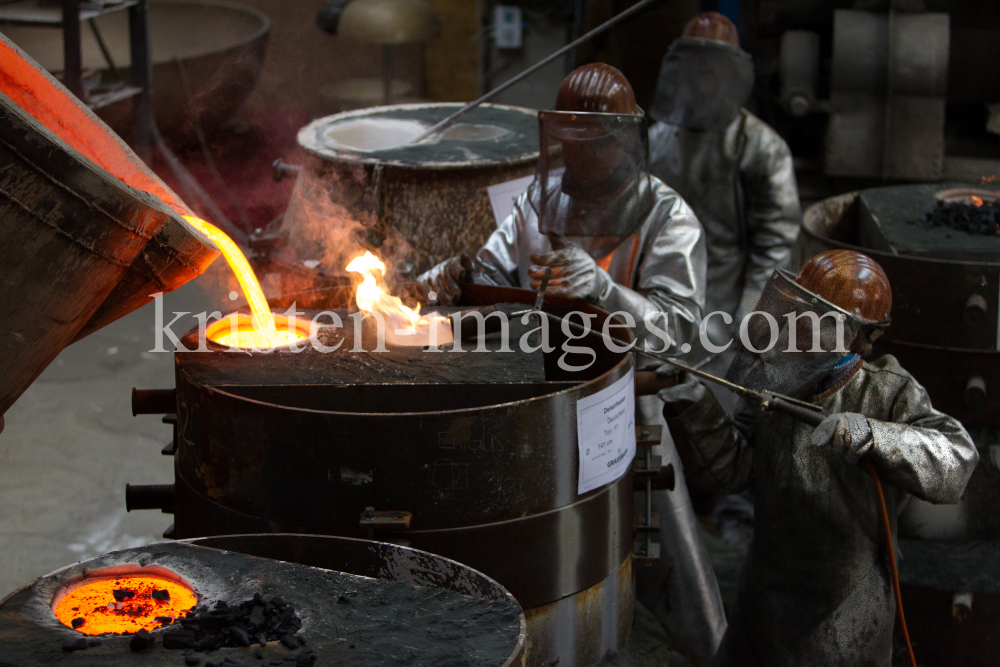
top-left (1, 0), bottom-right (270, 145)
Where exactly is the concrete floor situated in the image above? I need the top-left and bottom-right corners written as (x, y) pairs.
top-left (0, 278), bottom-right (218, 599)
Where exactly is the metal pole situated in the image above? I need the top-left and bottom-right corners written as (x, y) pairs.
top-left (382, 45), bottom-right (394, 105)
top-left (62, 0), bottom-right (84, 99)
top-left (128, 0), bottom-right (154, 161)
top-left (410, 0), bottom-right (659, 143)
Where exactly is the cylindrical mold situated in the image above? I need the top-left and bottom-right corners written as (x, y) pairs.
top-left (291, 103), bottom-right (540, 273)
top-left (158, 285), bottom-right (634, 667)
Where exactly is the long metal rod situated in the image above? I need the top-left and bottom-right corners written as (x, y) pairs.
top-left (511, 307), bottom-right (823, 414)
top-left (411, 0), bottom-right (659, 143)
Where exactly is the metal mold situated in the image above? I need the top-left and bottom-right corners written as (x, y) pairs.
top-left (129, 285), bottom-right (635, 667)
top-left (0, 535), bottom-right (526, 667)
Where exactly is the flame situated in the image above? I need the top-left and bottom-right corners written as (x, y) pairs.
top-left (972, 196), bottom-right (984, 207)
top-left (346, 252), bottom-right (422, 327)
top-left (184, 216), bottom-right (306, 348)
top-left (53, 574), bottom-right (197, 635)
top-left (346, 251), bottom-right (452, 346)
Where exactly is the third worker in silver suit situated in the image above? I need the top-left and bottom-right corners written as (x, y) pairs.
top-left (647, 12), bottom-right (801, 340)
top-left (417, 63), bottom-right (727, 667)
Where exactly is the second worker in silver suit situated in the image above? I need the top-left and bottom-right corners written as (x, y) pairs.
top-left (417, 63), bottom-right (727, 667)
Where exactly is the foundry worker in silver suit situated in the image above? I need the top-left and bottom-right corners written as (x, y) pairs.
top-left (659, 250), bottom-right (979, 667)
top-left (648, 12), bottom-right (800, 341)
top-left (419, 62), bottom-right (705, 355)
top-left (418, 63), bottom-right (729, 667)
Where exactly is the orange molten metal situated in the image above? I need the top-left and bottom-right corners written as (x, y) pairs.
top-left (346, 251), bottom-right (453, 346)
top-left (183, 216), bottom-right (307, 349)
top-left (53, 574), bottom-right (197, 635)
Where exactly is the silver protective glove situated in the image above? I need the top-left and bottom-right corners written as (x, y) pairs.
top-left (415, 254), bottom-right (471, 306)
top-left (810, 412), bottom-right (873, 464)
top-left (657, 373), bottom-right (708, 418)
top-left (528, 238), bottom-right (611, 303)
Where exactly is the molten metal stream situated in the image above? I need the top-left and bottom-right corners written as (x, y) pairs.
top-left (53, 575), bottom-right (197, 635)
top-left (184, 216), bottom-right (305, 348)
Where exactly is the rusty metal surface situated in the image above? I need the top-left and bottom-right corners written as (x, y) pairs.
top-left (0, 536), bottom-right (526, 667)
top-left (292, 104), bottom-right (539, 273)
top-left (522, 555), bottom-right (634, 667)
top-left (174, 474), bottom-right (631, 611)
top-left (0, 90), bottom-right (169, 418)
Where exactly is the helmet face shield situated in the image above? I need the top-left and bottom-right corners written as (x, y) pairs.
top-left (727, 270), bottom-right (867, 398)
top-left (649, 37), bottom-right (755, 131)
top-left (535, 110), bottom-right (653, 239)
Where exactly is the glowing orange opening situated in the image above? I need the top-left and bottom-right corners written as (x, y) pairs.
top-left (972, 195), bottom-right (984, 207)
top-left (207, 312), bottom-right (311, 349)
top-left (53, 574), bottom-right (197, 636)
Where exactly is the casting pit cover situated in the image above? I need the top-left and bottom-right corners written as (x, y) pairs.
top-left (0, 537), bottom-right (524, 666)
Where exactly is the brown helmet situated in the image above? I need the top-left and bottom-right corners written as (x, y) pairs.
top-left (795, 250), bottom-right (892, 325)
top-left (555, 63), bottom-right (641, 115)
top-left (682, 11), bottom-right (740, 46)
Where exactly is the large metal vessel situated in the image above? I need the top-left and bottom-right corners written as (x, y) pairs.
top-left (287, 103), bottom-right (540, 275)
top-left (0, 90), bottom-right (172, 423)
top-left (2, 0), bottom-right (271, 145)
top-left (128, 285), bottom-right (636, 667)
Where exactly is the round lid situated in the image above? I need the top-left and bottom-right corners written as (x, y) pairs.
top-left (297, 103), bottom-right (541, 169)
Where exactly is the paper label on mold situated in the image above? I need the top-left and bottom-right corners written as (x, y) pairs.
top-left (576, 368), bottom-right (635, 494)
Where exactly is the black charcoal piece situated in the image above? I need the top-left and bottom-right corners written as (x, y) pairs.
top-left (62, 637), bottom-right (88, 652)
top-left (152, 589), bottom-right (171, 601)
top-left (87, 638), bottom-right (101, 647)
top-left (155, 615), bottom-right (173, 625)
top-left (279, 633), bottom-right (297, 649)
top-left (71, 617), bottom-right (84, 628)
top-left (113, 589), bottom-right (135, 601)
top-left (229, 626), bottom-right (252, 647)
top-left (129, 628), bottom-right (154, 651)
top-left (185, 655), bottom-right (202, 666)
top-left (256, 632), bottom-right (268, 647)
top-left (249, 604), bottom-right (264, 628)
top-left (295, 650), bottom-right (317, 667)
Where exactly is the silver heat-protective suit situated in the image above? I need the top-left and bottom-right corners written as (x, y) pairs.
top-left (473, 109), bottom-right (727, 667)
top-left (659, 272), bottom-right (979, 667)
top-left (476, 109), bottom-right (705, 355)
top-left (647, 37), bottom-right (800, 336)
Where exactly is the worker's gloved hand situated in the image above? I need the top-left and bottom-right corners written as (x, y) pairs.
top-left (810, 412), bottom-right (873, 464)
top-left (529, 237), bottom-right (610, 303)
top-left (415, 254), bottom-right (472, 306)
top-left (658, 373), bottom-right (706, 418)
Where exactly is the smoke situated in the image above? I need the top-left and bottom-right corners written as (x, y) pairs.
top-left (277, 166), bottom-right (415, 291)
